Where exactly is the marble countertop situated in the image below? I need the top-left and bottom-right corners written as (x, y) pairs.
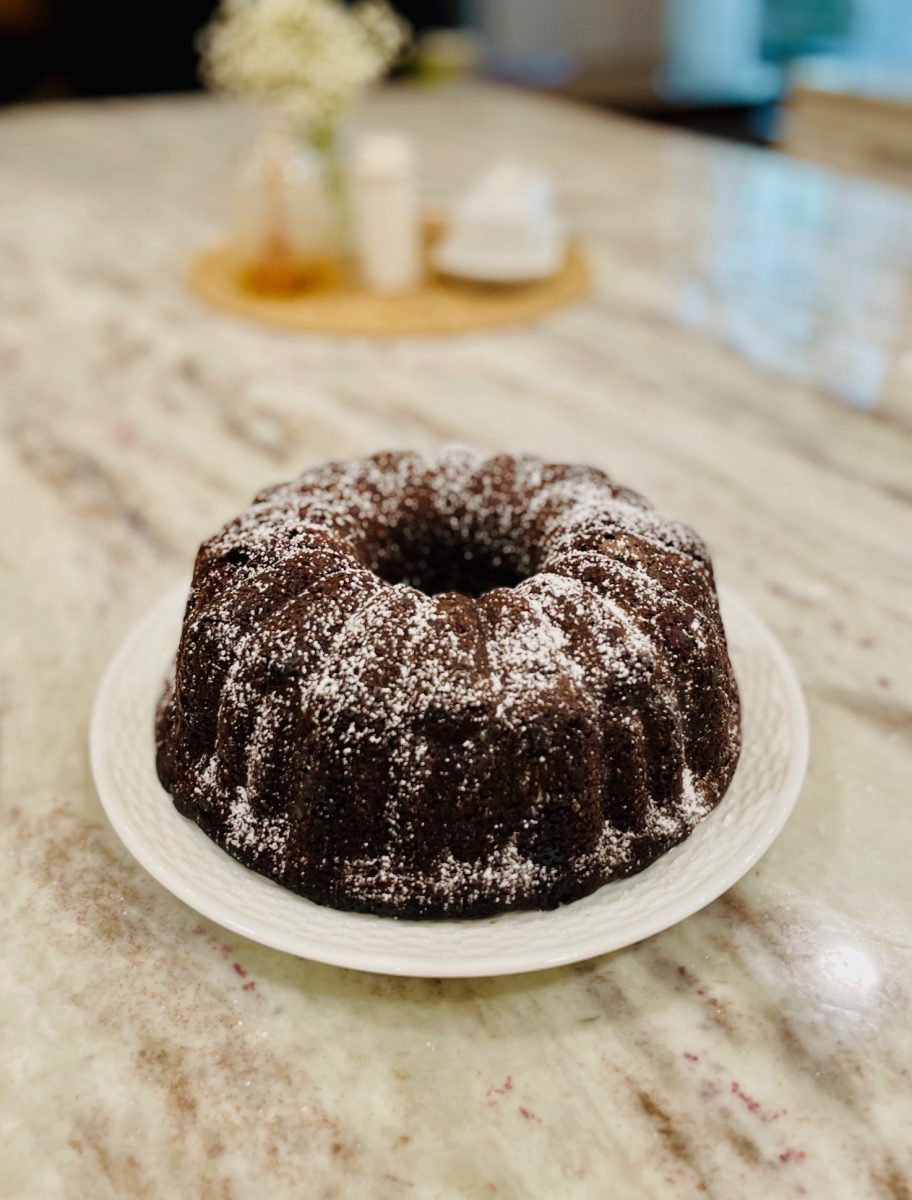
top-left (1, 84), bottom-right (910, 1200)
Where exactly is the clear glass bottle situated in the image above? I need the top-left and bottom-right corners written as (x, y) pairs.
top-left (228, 112), bottom-right (335, 294)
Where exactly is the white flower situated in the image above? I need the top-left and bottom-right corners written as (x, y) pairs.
top-left (201, 0), bottom-right (410, 139)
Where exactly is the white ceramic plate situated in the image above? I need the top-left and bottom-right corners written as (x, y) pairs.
top-left (90, 583), bottom-right (808, 978)
top-left (432, 241), bottom-right (566, 284)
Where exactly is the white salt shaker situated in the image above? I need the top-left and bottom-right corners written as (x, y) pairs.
top-left (350, 132), bottom-right (422, 294)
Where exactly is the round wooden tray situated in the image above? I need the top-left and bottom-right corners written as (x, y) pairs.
top-left (188, 227), bottom-right (591, 337)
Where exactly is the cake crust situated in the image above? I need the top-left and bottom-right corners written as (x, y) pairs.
top-left (155, 449), bottom-right (741, 919)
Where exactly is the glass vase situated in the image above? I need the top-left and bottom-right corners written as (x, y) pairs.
top-left (228, 112), bottom-right (336, 294)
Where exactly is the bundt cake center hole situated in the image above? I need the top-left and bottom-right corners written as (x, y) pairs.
top-left (370, 531), bottom-right (528, 599)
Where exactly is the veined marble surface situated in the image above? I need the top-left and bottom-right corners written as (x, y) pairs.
top-left (1, 85), bottom-right (910, 1200)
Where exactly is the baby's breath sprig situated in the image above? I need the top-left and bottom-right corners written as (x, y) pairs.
top-left (201, 0), bottom-right (410, 142)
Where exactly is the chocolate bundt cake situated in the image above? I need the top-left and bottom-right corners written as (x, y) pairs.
top-left (155, 449), bottom-right (740, 919)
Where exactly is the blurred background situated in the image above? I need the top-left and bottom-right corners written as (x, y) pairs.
top-left (2, 0), bottom-right (912, 182)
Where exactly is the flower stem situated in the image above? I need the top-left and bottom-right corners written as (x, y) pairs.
top-left (312, 124), bottom-right (350, 262)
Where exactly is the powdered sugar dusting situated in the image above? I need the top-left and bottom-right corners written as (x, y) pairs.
top-left (155, 449), bottom-right (741, 918)
top-left (224, 786), bottom-right (291, 865)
